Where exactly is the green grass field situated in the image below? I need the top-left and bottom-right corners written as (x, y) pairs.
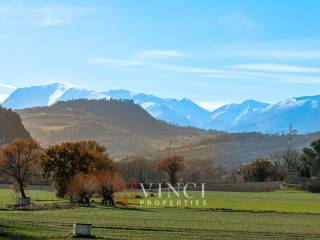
top-left (1, 188), bottom-right (320, 239)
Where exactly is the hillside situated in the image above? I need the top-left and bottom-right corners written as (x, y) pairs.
top-left (0, 107), bottom-right (30, 144)
top-left (16, 99), bottom-right (320, 168)
top-left (17, 99), bottom-right (216, 158)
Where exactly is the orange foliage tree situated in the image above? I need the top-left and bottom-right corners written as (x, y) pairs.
top-left (41, 140), bottom-right (115, 198)
top-left (0, 138), bottom-right (41, 199)
top-left (67, 170), bottom-right (126, 207)
top-left (96, 170), bottom-right (126, 207)
top-left (67, 173), bottom-right (98, 206)
top-left (155, 155), bottom-right (185, 185)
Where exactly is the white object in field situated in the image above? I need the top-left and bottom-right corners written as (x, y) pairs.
top-left (73, 223), bottom-right (92, 237)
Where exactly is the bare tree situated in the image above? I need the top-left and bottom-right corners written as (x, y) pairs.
top-left (118, 155), bottom-right (160, 184)
top-left (282, 148), bottom-right (299, 170)
top-left (184, 158), bottom-right (226, 183)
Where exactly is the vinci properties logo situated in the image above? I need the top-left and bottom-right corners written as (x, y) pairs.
top-left (114, 182), bottom-right (207, 207)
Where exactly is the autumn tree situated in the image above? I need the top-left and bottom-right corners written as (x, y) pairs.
top-left (41, 140), bottom-right (114, 198)
top-left (0, 138), bottom-right (41, 199)
top-left (67, 173), bottom-right (98, 206)
top-left (156, 155), bottom-right (185, 185)
top-left (96, 170), bottom-right (126, 207)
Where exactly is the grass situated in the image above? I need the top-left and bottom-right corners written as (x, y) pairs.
top-left (1, 188), bottom-right (320, 239)
top-left (135, 190), bottom-right (320, 213)
top-left (0, 188), bottom-right (63, 206)
top-left (2, 188), bottom-right (320, 213)
top-left (1, 207), bottom-right (320, 239)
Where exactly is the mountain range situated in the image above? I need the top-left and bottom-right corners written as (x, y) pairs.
top-left (16, 98), bottom-right (320, 168)
top-left (2, 82), bottom-right (320, 133)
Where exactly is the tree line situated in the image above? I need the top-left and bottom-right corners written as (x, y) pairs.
top-left (239, 138), bottom-right (320, 192)
top-left (0, 138), bottom-right (226, 206)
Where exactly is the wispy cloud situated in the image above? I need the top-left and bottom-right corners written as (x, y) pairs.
top-left (32, 16), bottom-right (72, 26)
top-left (0, 4), bottom-right (95, 26)
top-left (232, 63), bottom-right (320, 73)
top-left (276, 75), bottom-right (320, 84)
top-left (87, 50), bottom-right (186, 68)
top-left (87, 56), bottom-right (228, 74)
top-left (217, 13), bottom-right (260, 33)
top-left (153, 63), bottom-right (222, 74)
top-left (31, 6), bottom-right (94, 26)
top-left (221, 49), bottom-right (320, 60)
top-left (0, 83), bottom-right (16, 89)
top-left (87, 58), bottom-right (142, 67)
top-left (88, 50), bottom-right (320, 85)
top-left (137, 50), bottom-right (186, 59)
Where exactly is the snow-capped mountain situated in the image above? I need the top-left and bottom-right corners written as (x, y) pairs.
top-left (210, 100), bottom-right (270, 131)
top-left (2, 83), bottom-right (210, 129)
top-left (237, 96), bottom-right (320, 133)
top-left (3, 83), bottom-right (69, 109)
top-left (3, 83), bottom-right (106, 109)
top-left (210, 96), bottom-right (320, 133)
top-left (2, 82), bottom-right (320, 133)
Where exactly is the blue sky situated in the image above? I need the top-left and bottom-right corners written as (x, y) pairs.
top-left (1, 0), bottom-right (320, 110)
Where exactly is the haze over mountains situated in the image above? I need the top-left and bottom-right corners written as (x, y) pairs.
top-left (2, 82), bottom-right (320, 133)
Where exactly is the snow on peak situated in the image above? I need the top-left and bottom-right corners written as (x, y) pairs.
top-left (264, 97), bottom-right (306, 112)
top-left (141, 102), bottom-right (156, 109)
top-left (48, 84), bottom-right (70, 105)
top-left (233, 105), bottom-right (250, 125)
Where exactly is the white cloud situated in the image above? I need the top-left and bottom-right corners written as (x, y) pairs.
top-left (0, 83), bottom-right (16, 89)
top-left (31, 6), bottom-right (95, 26)
top-left (278, 75), bottom-right (320, 84)
top-left (0, 4), bottom-right (94, 26)
top-left (88, 52), bottom-right (320, 85)
top-left (223, 49), bottom-right (320, 60)
top-left (87, 58), bottom-right (142, 67)
top-left (88, 57), bottom-right (227, 74)
top-left (232, 63), bottom-right (320, 73)
top-left (138, 50), bottom-right (186, 59)
top-left (32, 17), bottom-right (72, 26)
top-left (153, 63), bottom-right (223, 74)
